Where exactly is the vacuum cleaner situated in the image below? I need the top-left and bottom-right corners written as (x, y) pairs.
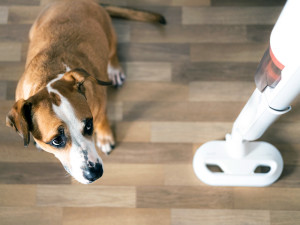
top-left (193, 0), bottom-right (300, 187)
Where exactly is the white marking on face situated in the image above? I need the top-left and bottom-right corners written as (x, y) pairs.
top-left (46, 73), bottom-right (102, 184)
top-left (47, 74), bottom-right (64, 91)
top-left (63, 63), bottom-right (71, 72)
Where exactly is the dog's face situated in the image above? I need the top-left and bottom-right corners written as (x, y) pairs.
top-left (6, 69), bottom-right (105, 184)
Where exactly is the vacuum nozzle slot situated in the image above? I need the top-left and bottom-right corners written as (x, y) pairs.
top-left (205, 164), bottom-right (224, 173)
top-left (254, 165), bottom-right (271, 174)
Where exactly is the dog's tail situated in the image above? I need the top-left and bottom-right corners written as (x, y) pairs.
top-left (100, 4), bottom-right (167, 25)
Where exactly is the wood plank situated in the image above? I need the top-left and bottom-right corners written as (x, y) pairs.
top-left (6, 80), bottom-right (16, 100)
top-left (234, 187), bottom-right (300, 210)
top-left (107, 102), bottom-right (123, 121)
top-left (0, 62), bottom-right (25, 81)
top-left (151, 122), bottom-right (231, 143)
top-left (211, 0), bottom-right (286, 7)
top-left (272, 165), bottom-right (300, 188)
top-left (246, 25), bottom-right (273, 43)
top-left (0, 207), bottom-right (62, 225)
top-left (108, 82), bottom-right (189, 102)
top-left (98, 0), bottom-right (209, 6)
top-left (37, 185), bottom-right (136, 207)
top-left (1, 100), bottom-right (18, 124)
top-left (137, 186), bottom-right (233, 208)
top-left (122, 62), bottom-right (172, 82)
top-left (0, 162), bottom-right (71, 184)
top-left (40, 0), bottom-right (59, 6)
top-left (0, 24), bottom-right (30, 42)
top-left (262, 122), bottom-right (300, 144)
top-left (1, 2), bottom-right (299, 224)
top-left (134, 0), bottom-right (209, 6)
top-left (0, 142), bottom-right (57, 163)
top-left (192, 143), bottom-right (202, 154)
top-left (164, 164), bottom-right (204, 186)
top-left (8, 6), bottom-right (41, 24)
top-left (190, 43), bottom-right (267, 62)
top-left (171, 209), bottom-right (270, 225)
top-left (182, 7), bottom-right (281, 25)
top-left (63, 208), bottom-right (170, 225)
top-left (270, 211), bottom-right (300, 225)
top-left (0, 81), bottom-right (6, 100)
top-left (278, 99), bottom-right (300, 122)
top-left (87, 0), bottom-right (127, 7)
top-left (0, 0), bottom-right (40, 6)
top-left (115, 121), bottom-right (151, 142)
top-left (103, 143), bottom-right (193, 164)
top-left (21, 41), bottom-right (29, 61)
top-left (171, 0), bottom-right (210, 6)
top-left (172, 62), bottom-right (257, 83)
top-left (131, 24), bottom-right (247, 43)
top-left (0, 42), bottom-right (22, 62)
top-left (117, 43), bottom-right (190, 62)
top-left (123, 101), bottom-right (242, 122)
top-left (44, 0), bottom-right (189, 8)
top-left (111, 21), bottom-right (130, 43)
top-left (1, 80), bottom-right (17, 100)
top-left (72, 164), bottom-right (165, 186)
top-left (275, 144), bottom-right (300, 166)
top-left (0, 7), bottom-right (9, 24)
top-left (0, 185), bottom-right (36, 206)
top-left (189, 81), bottom-right (255, 102)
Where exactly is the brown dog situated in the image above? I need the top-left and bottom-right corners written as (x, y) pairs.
top-left (6, 0), bottom-right (165, 184)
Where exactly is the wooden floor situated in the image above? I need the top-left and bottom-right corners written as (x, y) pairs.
top-left (1, 0), bottom-right (300, 224)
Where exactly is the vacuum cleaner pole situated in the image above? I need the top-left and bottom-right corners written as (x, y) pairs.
top-left (193, 0), bottom-right (300, 186)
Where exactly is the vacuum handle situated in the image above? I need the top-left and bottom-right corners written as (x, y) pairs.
top-left (231, 0), bottom-right (300, 141)
top-left (231, 88), bottom-right (291, 141)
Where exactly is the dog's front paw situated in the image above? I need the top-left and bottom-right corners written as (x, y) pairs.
top-left (107, 63), bottom-right (126, 87)
top-left (96, 132), bottom-right (115, 155)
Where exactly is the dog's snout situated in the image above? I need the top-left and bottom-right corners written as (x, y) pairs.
top-left (83, 161), bottom-right (103, 182)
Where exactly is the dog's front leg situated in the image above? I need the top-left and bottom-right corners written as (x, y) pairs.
top-left (94, 114), bottom-right (115, 155)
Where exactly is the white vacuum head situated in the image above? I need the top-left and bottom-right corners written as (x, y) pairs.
top-left (193, 140), bottom-right (283, 187)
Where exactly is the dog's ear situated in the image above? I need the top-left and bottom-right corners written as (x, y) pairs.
top-left (64, 68), bottom-right (112, 105)
top-left (6, 99), bottom-right (32, 147)
top-left (65, 68), bottom-right (112, 86)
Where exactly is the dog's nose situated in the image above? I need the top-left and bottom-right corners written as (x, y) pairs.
top-left (83, 161), bottom-right (103, 182)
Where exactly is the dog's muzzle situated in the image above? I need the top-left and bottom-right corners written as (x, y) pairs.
top-left (82, 160), bottom-right (103, 183)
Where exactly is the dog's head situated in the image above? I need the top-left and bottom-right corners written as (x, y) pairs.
top-left (6, 69), bottom-right (112, 184)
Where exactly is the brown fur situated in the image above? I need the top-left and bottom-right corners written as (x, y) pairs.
top-left (102, 5), bottom-right (166, 24)
top-left (6, 99), bottom-right (31, 146)
top-left (10, 0), bottom-right (117, 148)
top-left (7, 0), bottom-right (165, 158)
top-left (5, 0), bottom-right (166, 183)
top-left (17, 0), bottom-right (116, 98)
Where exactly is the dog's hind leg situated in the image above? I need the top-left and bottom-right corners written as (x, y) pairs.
top-left (106, 24), bottom-right (126, 87)
top-left (108, 54), bottom-right (126, 87)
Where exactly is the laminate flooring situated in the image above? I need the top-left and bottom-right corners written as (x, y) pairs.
top-left (1, 0), bottom-right (300, 225)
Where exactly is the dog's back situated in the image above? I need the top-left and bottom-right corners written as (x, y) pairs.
top-left (17, 0), bottom-right (114, 100)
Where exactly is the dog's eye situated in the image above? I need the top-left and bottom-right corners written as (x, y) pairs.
top-left (84, 118), bottom-right (93, 136)
top-left (50, 132), bottom-right (66, 148)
